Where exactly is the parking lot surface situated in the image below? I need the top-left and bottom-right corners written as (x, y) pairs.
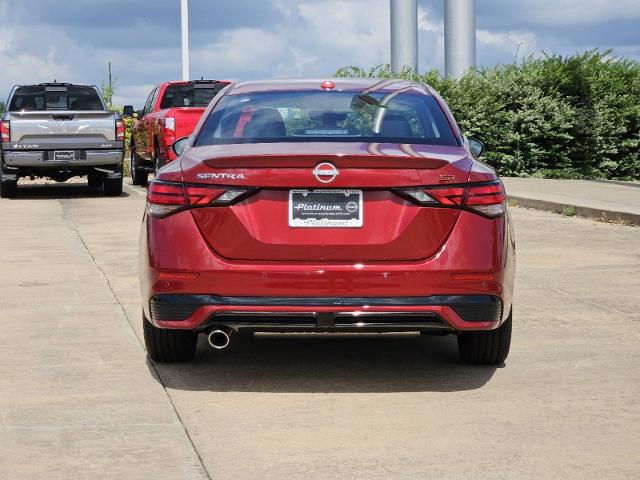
top-left (1, 181), bottom-right (639, 479)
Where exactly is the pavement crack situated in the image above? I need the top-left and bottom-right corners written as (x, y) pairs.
top-left (67, 211), bottom-right (213, 480)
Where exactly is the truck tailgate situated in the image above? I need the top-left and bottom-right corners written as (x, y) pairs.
top-left (8, 111), bottom-right (116, 143)
top-left (172, 107), bottom-right (207, 139)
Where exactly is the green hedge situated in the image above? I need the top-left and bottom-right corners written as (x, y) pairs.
top-left (335, 50), bottom-right (640, 180)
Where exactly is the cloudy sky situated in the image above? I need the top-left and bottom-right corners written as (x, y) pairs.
top-left (0, 0), bottom-right (638, 106)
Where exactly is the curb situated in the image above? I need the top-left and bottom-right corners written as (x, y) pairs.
top-left (508, 196), bottom-right (639, 225)
top-left (588, 179), bottom-right (640, 189)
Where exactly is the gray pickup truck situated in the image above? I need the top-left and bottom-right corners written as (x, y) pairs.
top-left (0, 83), bottom-right (125, 198)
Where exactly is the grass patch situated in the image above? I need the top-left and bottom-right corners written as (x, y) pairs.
top-left (562, 205), bottom-right (577, 217)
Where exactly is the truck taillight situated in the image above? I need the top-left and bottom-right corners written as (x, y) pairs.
top-left (163, 118), bottom-right (175, 131)
top-left (1, 120), bottom-right (10, 142)
top-left (146, 181), bottom-right (254, 218)
top-left (159, 117), bottom-right (176, 148)
top-left (116, 120), bottom-right (125, 141)
top-left (401, 180), bottom-right (507, 218)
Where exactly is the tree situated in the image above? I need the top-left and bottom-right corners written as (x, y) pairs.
top-left (101, 76), bottom-right (119, 111)
top-left (335, 49), bottom-right (640, 180)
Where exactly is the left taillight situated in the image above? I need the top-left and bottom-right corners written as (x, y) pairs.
top-left (159, 117), bottom-right (176, 147)
top-left (1, 120), bottom-right (10, 142)
top-left (401, 180), bottom-right (507, 218)
top-left (116, 119), bottom-right (125, 141)
top-left (146, 181), bottom-right (254, 218)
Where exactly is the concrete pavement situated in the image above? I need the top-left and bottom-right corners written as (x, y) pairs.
top-left (1, 180), bottom-right (639, 479)
top-left (503, 177), bottom-right (640, 224)
top-left (0, 185), bottom-right (207, 480)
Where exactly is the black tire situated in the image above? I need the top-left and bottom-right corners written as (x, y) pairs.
top-left (457, 311), bottom-right (512, 365)
top-left (143, 314), bottom-right (198, 363)
top-left (87, 170), bottom-right (103, 187)
top-left (154, 146), bottom-right (162, 174)
top-left (104, 175), bottom-right (123, 196)
top-left (130, 147), bottom-right (148, 186)
top-left (0, 169), bottom-right (17, 198)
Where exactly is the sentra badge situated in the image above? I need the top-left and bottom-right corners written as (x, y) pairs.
top-left (197, 173), bottom-right (246, 180)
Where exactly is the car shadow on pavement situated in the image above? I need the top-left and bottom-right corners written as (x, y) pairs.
top-left (7, 183), bottom-right (129, 199)
top-left (149, 333), bottom-right (500, 394)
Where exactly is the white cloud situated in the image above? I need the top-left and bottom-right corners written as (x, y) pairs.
top-left (191, 1), bottom-right (390, 80)
top-left (520, 0), bottom-right (640, 26)
top-left (477, 29), bottom-right (539, 60)
top-left (0, 0), bottom-right (637, 107)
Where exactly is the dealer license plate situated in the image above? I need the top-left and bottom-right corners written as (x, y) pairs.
top-left (53, 151), bottom-right (76, 161)
top-left (288, 189), bottom-right (363, 228)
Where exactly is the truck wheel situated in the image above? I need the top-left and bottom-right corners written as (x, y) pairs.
top-left (131, 149), bottom-right (148, 186)
top-left (154, 148), bottom-right (162, 174)
top-left (0, 172), bottom-right (17, 199)
top-left (143, 314), bottom-right (197, 363)
top-left (87, 171), bottom-right (103, 187)
top-left (104, 175), bottom-right (123, 196)
top-left (457, 311), bottom-right (512, 365)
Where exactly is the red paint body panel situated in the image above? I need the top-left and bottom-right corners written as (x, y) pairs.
top-left (139, 78), bottom-right (515, 334)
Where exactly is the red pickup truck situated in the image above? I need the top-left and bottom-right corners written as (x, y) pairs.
top-left (125, 80), bottom-right (229, 185)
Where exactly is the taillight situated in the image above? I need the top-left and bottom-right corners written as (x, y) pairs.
top-left (162, 117), bottom-right (175, 131)
top-left (1, 120), bottom-right (10, 142)
top-left (464, 181), bottom-right (507, 217)
top-left (146, 181), bottom-right (254, 218)
top-left (159, 117), bottom-right (176, 147)
top-left (401, 180), bottom-right (506, 218)
top-left (116, 119), bottom-right (125, 141)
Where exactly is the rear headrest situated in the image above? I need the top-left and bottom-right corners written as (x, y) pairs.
top-left (243, 108), bottom-right (286, 138)
top-left (381, 113), bottom-right (412, 138)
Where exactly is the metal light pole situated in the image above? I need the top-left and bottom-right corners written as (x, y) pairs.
top-left (444, 0), bottom-right (476, 78)
top-left (390, 0), bottom-right (418, 73)
top-left (181, 0), bottom-right (190, 81)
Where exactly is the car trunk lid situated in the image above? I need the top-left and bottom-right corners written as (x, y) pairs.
top-left (180, 142), bottom-right (473, 262)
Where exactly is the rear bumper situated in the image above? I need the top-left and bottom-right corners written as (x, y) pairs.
top-left (3, 149), bottom-right (123, 167)
top-left (140, 208), bottom-right (516, 332)
top-left (149, 294), bottom-right (503, 332)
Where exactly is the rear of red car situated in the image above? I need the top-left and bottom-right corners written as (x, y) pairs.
top-left (139, 79), bottom-right (515, 365)
top-left (129, 80), bottom-right (230, 185)
top-left (156, 80), bottom-right (231, 163)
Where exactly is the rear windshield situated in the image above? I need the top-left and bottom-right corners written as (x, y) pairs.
top-left (160, 83), bottom-right (226, 109)
top-left (9, 85), bottom-right (104, 111)
top-left (195, 89), bottom-right (458, 146)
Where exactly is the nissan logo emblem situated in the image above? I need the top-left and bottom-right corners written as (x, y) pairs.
top-left (312, 162), bottom-right (339, 183)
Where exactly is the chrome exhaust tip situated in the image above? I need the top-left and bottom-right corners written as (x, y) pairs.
top-left (207, 329), bottom-right (231, 350)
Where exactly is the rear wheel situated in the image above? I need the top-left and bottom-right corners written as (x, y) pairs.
top-left (154, 146), bottom-right (162, 174)
top-left (87, 170), bottom-right (103, 187)
top-left (130, 147), bottom-right (148, 186)
top-left (143, 314), bottom-right (198, 363)
top-left (457, 311), bottom-right (512, 365)
top-left (0, 169), bottom-right (17, 198)
top-left (104, 175), bottom-right (123, 196)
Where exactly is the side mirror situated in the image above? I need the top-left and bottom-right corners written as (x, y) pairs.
top-left (468, 138), bottom-right (485, 157)
top-left (173, 137), bottom-right (190, 157)
top-left (123, 105), bottom-right (134, 117)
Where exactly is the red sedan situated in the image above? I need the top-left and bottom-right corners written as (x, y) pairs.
top-left (140, 78), bottom-right (515, 365)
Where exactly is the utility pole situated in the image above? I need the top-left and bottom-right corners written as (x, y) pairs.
top-left (444, 0), bottom-right (476, 78)
top-left (108, 61), bottom-right (112, 106)
top-left (390, 0), bottom-right (418, 73)
top-left (181, 0), bottom-right (190, 81)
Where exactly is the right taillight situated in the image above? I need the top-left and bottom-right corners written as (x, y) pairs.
top-left (115, 119), bottom-right (125, 141)
top-left (401, 180), bottom-right (506, 218)
top-left (146, 181), bottom-right (254, 218)
top-left (1, 120), bottom-right (10, 142)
